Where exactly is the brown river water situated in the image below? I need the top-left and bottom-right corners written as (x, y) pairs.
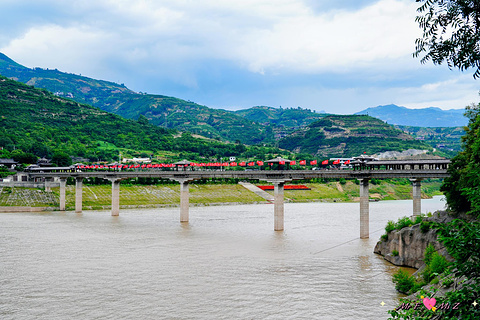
top-left (0, 196), bottom-right (446, 319)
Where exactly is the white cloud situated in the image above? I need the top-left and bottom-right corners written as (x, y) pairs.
top-left (3, 25), bottom-right (117, 78)
top-left (2, 0), bottom-right (420, 74)
top-left (1, 0), bottom-right (478, 112)
top-left (399, 75), bottom-right (479, 109)
top-left (230, 0), bottom-right (421, 74)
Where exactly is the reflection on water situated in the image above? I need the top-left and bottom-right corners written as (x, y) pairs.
top-left (0, 196), bottom-right (445, 319)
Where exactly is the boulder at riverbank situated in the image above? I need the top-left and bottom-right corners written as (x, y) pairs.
top-left (374, 211), bottom-right (454, 268)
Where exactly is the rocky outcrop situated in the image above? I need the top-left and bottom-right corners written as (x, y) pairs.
top-left (374, 211), bottom-right (454, 268)
top-left (374, 149), bottom-right (427, 160)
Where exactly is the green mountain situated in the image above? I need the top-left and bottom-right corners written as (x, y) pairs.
top-left (0, 76), bottom-right (286, 163)
top-left (234, 105), bottom-right (329, 140)
top-left (235, 105), bottom-right (327, 127)
top-left (0, 53), bottom-right (269, 145)
top-left (0, 53), bottom-right (452, 159)
top-left (278, 115), bottom-right (433, 157)
top-left (395, 125), bottom-right (464, 157)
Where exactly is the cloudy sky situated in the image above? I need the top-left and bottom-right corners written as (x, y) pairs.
top-left (1, 0), bottom-right (478, 113)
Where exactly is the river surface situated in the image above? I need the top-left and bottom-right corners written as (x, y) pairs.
top-left (0, 196), bottom-right (446, 319)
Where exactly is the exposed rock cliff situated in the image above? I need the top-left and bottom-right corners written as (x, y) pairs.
top-left (374, 211), bottom-right (454, 268)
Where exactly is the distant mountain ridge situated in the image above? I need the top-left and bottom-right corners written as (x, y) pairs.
top-left (0, 75), bottom-right (287, 162)
top-left (355, 104), bottom-right (467, 127)
top-left (0, 53), bottom-right (269, 144)
top-left (0, 53), bottom-right (457, 157)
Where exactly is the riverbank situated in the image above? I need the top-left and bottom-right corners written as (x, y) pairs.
top-left (0, 179), bottom-right (443, 210)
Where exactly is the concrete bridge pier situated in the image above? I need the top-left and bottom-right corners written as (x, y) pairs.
top-left (359, 178), bottom-right (369, 239)
top-left (410, 179), bottom-right (423, 218)
top-left (273, 181), bottom-right (285, 231)
top-left (59, 177), bottom-right (67, 211)
top-left (264, 179), bottom-right (291, 231)
top-left (45, 177), bottom-right (53, 192)
top-left (170, 178), bottom-right (194, 222)
top-left (75, 177), bottom-right (84, 213)
top-left (108, 178), bottom-right (122, 216)
top-left (180, 180), bottom-right (190, 222)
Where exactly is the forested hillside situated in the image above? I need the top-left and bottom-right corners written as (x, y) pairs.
top-left (278, 115), bottom-right (432, 157)
top-left (0, 76), bottom-right (284, 163)
top-left (396, 125), bottom-right (464, 157)
top-left (0, 53), bottom-right (454, 159)
top-left (0, 53), bottom-right (269, 144)
top-left (235, 106), bottom-right (327, 127)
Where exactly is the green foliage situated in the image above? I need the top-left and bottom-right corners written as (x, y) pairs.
top-left (442, 276), bottom-right (454, 288)
top-left (382, 215), bottom-right (423, 240)
top-left (413, 214), bottom-right (423, 225)
top-left (389, 221), bottom-right (479, 319)
top-left (424, 244), bottom-right (436, 266)
top-left (392, 269), bottom-right (418, 294)
top-left (420, 220), bottom-right (431, 233)
top-left (392, 250), bottom-right (399, 256)
top-left (137, 114), bottom-right (149, 125)
top-left (0, 76), bottom-right (287, 163)
top-left (10, 149), bottom-right (37, 164)
top-left (430, 253), bottom-right (450, 276)
top-left (437, 219), bottom-right (480, 281)
top-left (441, 105), bottom-right (480, 216)
top-left (396, 216), bottom-right (414, 230)
top-left (389, 4), bottom-right (480, 313)
top-left (0, 166), bottom-right (12, 178)
top-left (422, 244), bottom-right (450, 283)
top-left (0, 54), bottom-right (274, 145)
top-left (385, 220), bottom-right (396, 233)
top-left (52, 152), bottom-right (72, 167)
top-left (415, 0), bottom-right (480, 78)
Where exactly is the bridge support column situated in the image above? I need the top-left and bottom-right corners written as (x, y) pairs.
top-left (410, 179), bottom-right (422, 218)
top-left (75, 177), bottom-right (83, 213)
top-left (59, 177), bottom-right (67, 211)
top-left (110, 178), bottom-right (121, 216)
top-left (273, 181), bottom-right (285, 231)
top-left (359, 179), bottom-right (369, 239)
top-left (179, 179), bottom-right (190, 222)
top-left (170, 177), bottom-right (195, 223)
top-left (45, 178), bottom-right (52, 192)
top-left (171, 178), bottom-right (194, 222)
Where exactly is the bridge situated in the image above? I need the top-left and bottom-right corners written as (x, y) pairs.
top-left (28, 159), bottom-right (450, 239)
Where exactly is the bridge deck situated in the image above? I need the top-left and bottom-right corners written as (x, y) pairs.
top-left (26, 162), bottom-right (450, 237)
top-left (29, 169), bottom-right (449, 181)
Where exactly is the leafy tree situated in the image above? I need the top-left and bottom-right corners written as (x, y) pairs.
top-left (441, 104), bottom-right (480, 215)
top-left (0, 149), bottom-right (11, 159)
top-left (0, 136), bottom-right (14, 150)
top-left (137, 114), bottom-right (149, 125)
top-left (388, 3), bottom-right (480, 318)
top-left (414, 0), bottom-right (480, 78)
top-left (10, 149), bottom-right (37, 164)
top-left (52, 152), bottom-right (72, 167)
